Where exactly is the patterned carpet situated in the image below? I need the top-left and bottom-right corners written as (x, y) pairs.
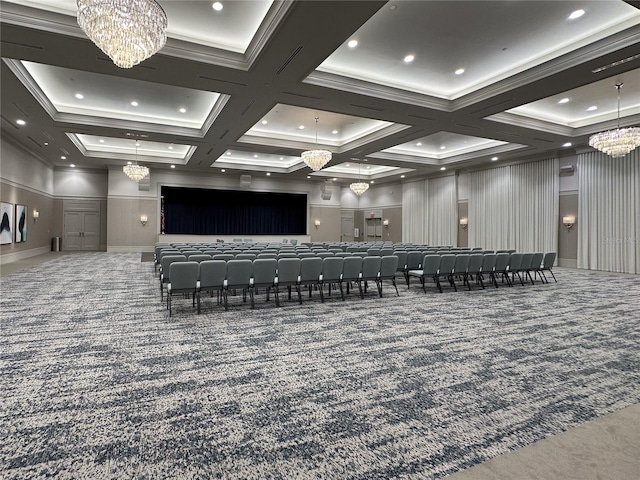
top-left (1, 253), bottom-right (639, 479)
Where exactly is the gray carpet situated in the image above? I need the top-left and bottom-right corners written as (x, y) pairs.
top-left (1, 253), bottom-right (639, 479)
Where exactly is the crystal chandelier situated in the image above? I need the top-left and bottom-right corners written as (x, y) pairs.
top-left (77, 0), bottom-right (168, 69)
top-left (589, 83), bottom-right (640, 158)
top-left (123, 142), bottom-right (149, 182)
top-left (302, 117), bottom-right (332, 171)
top-left (350, 160), bottom-right (369, 196)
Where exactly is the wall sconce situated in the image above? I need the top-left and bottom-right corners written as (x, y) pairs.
top-left (314, 219), bottom-right (321, 229)
top-left (563, 215), bottom-right (576, 229)
top-left (140, 214), bottom-right (148, 226)
top-left (383, 219), bottom-right (389, 228)
top-left (460, 218), bottom-right (468, 229)
top-left (33, 209), bottom-right (40, 222)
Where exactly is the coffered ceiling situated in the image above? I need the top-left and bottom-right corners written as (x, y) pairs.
top-left (1, 0), bottom-right (639, 187)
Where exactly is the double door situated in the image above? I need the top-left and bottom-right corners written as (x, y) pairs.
top-left (64, 211), bottom-right (100, 250)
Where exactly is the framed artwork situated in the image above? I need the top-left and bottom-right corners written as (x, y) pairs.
top-left (15, 204), bottom-right (27, 243)
top-left (0, 202), bottom-right (13, 245)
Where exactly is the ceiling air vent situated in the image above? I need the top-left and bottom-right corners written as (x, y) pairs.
top-left (276, 46), bottom-right (303, 75)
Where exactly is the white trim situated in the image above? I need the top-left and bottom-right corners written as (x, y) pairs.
top-left (558, 258), bottom-right (577, 269)
top-left (107, 246), bottom-right (153, 253)
top-left (0, 179), bottom-right (55, 198)
top-left (0, 246), bottom-right (51, 265)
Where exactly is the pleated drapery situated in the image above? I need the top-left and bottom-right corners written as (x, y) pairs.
top-left (577, 150), bottom-right (640, 274)
top-left (425, 175), bottom-right (458, 246)
top-left (402, 180), bottom-right (426, 244)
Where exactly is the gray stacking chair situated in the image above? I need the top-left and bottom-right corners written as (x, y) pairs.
top-left (198, 260), bottom-right (227, 312)
top-left (466, 253), bottom-right (484, 290)
top-left (257, 253), bottom-right (278, 259)
top-left (160, 254), bottom-right (187, 301)
top-left (341, 256), bottom-right (363, 298)
top-left (539, 252), bottom-right (557, 283)
top-left (289, 239), bottom-right (298, 246)
top-left (408, 254), bottom-right (441, 293)
top-left (297, 257), bottom-right (323, 303)
top-left (223, 259), bottom-right (253, 311)
top-left (236, 253), bottom-right (257, 261)
top-left (360, 256), bottom-right (382, 298)
top-left (275, 258), bottom-right (301, 307)
top-left (520, 253), bottom-right (535, 285)
top-left (156, 249), bottom-right (180, 275)
top-left (492, 253), bottom-right (512, 287)
top-left (380, 248), bottom-right (394, 256)
top-left (450, 254), bottom-right (471, 291)
top-left (213, 253), bottom-right (234, 262)
top-left (188, 254), bottom-right (212, 263)
top-left (393, 251), bottom-right (408, 275)
top-left (435, 254), bottom-right (457, 291)
top-left (250, 258), bottom-right (277, 308)
top-left (404, 251), bottom-right (423, 287)
top-left (508, 253), bottom-right (524, 286)
top-left (366, 248), bottom-right (381, 256)
top-left (480, 253), bottom-right (497, 287)
top-left (378, 255), bottom-right (399, 297)
top-left (167, 261), bottom-right (199, 317)
top-left (316, 251), bottom-right (334, 259)
top-left (320, 257), bottom-right (345, 301)
top-left (298, 252), bottom-right (316, 259)
top-left (530, 252), bottom-right (544, 283)
top-left (277, 252), bottom-right (298, 259)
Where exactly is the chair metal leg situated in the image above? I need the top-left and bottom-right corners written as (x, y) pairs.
top-left (223, 289), bottom-right (229, 311)
top-left (392, 278), bottom-right (399, 296)
top-left (168, 294), bottom-right (172, 317)
top-left (319, 283), bottom-right (325, 302)
top-left (549, 270), bottom-right (557, 282)
top-left (249, 287), bottom-right (255, 309)
top-left (275, 286), bottom-right (281, 307)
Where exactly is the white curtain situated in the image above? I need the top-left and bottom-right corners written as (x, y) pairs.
top-left (425, 175), bottom-right (458, 246)
top-left (402, 180), bottom-right (426, 243)
top-left (577, 149), bottom-right (640, 273)
top-left (468, 158), bottom-right (559, 252)
top-left (468, 165), bottom-right (511, 250)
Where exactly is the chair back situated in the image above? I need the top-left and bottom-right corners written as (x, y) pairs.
top-left (452, 254), bottom-right (470, 275)
top-left (406, 251), bottom-right (423, 270)
top-left (188, 254), bottom-right (212, 263)
top-left (520, 253), bottom-right (534, 270)
top-left (481, 253), bottom-right (497, 273)
top-left (494, 253), bottom-right (510, 272)
top-left (422, 255), bottom-right (441, 275)
top-left (316, 251), bottom-right (334, 258)
top-left (199, 260), bottom-right (227, 290)
top-left (225, 259), bottom-right (253, 289)
top-left (467, 254), bottom-right (484, 274)
top-left (277, 252), bottom-right (298, 259)
top-left (236, 253), bottom-right (257, 261)
top-left (213, 254), bottom-right (234, 262)
top-left (251, 258), bottom-right (277, 288)
top-left (277, 258), bottom-right (301, 286)
top-left (298, 252), bottom-right (316, 259)
top-left (342, 256), bottom-right (363, 282)
top-left (366, 248), bottom-right (381, 256)
top-left (361, 256), bottom-right (381, 281)
top-left (299, 257), bottom-right (323, 283)
top-left (438, 254), bottom-right (456, 275)
top-left (321, 257), bottom-right (344, 283)
top-left (543, 252), bottom-right (556, 268)
top-left (393, 251), bottom-right (408, 272)
top-left (531, 252), bottom-right (544, 269)
top-left (289, 239), bottom-right (298, 245)
top-left (508, 253), bottom-right (523, 271)
top-left (380, 248), bottom-right (394, 256)
top-left (346, 246), bottom-right (359, 253)
top-left (379, 255), bottom-right (399, 280)
top-left (161, 255), bottom-right (187, 282)
top-left (170, 261), bottom-right (199, 291)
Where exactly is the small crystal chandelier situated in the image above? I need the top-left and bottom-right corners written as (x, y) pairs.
top-left (123, 142), bottom-right (149, 182)
top-left (589, 83), bottom-right (640, 158)
top-left (77, 0), bottom-right (168, 69)
top-left (301, 117), bottom-right (332, 171)
top-left (350, 160), bottom-right (369, 196)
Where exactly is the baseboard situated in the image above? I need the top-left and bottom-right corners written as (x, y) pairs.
top-left (107, 246), bottom-right (154, 253)
top-left (558, 258), bottom-right (577, 268)
top-left (0, 246), bottom-right (51, 265)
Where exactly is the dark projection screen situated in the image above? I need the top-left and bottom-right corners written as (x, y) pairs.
top-left (162, 186), bottom-right (307, 235)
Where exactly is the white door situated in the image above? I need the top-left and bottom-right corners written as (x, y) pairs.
top-left (341, 217), bottom-right (354, 242)
top-left (82, 212), bottom-right (100, 250)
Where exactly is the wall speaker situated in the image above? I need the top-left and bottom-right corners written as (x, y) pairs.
top-left (240, 175), bottom-right (252, 187)
top-left (320, 180), bottom-right (332, 200)
top-left (138, 174), bottom-right (150, 192)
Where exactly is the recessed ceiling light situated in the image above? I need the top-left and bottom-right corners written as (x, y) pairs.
top-left (221, 169), bottom-right (226, 173)
top-left (135, 141), bottom-right (141, 147)
top-left (70, 164), bottom-right (75, 168)
top-left (61, 156), bottom-right (66, 160)
top-left (130, 101), bottom-right (138, 107)
top-left (568, 9), bottom-right (585, 20)
top-left (440, 146), bottom-right (446, 150)
top-left (365, 165), bottom-right (370, 169)
top-left (416, 142), bottom-right (422, 146)
top-left (168, 145), bottom-right (174, 150)
top-left (333, 177), bottom-right (338, 181)
top-left (586, 105), bottom-right (598, 111)
top-left (127, 161), bottom-right (132, 165)
top-left (44, 142), bottom-right (49, 146)
top-left (455, 68), bottom-right (465, 75)
top-left (563, 142), bottom-right (572, 147)
top-left (440, 167), bottom-right (446, 171)
top-left (99, 139), bottom-right (105, 143)
top-left (306, 175), bottom-right (311, 179)
top-left (404, 54), bottom-right (415, 63)
top-left (279, 157), bottom-right (284, 160)
top-left (170, 165), bottom-right (175, 169)
top-left (370, 180), bottom-right (375, 184)
top-left (226, 151), bottom-right (232, 155)
top-left (253, 154), bottom-right (258, 158)
top-left (75, 93), bottom-right (84, 99)
top-left (558, 98), bottom-right (570, 104)
top-left (298, 125), bottom-right (305, 130)
top-left (345, 164), bottom-right (350, 167)
top-left (261, 120), bottom-right (268, 125)
top-left (266, 172), bottom-right (271, 176)
top-left (179, 108), bottom-right (186, 113)
top-left (400, 175), bottom-right (405, 179)
top-left (16, 119), bottom-right (26, 126)
top-left (491, 156), bottom-right (498, 161)
top-left (332, 130), bottom-right (338, 135)
top-left (348, 39), bottom-right (358, 48)
top-left (212, 2), bottom-right (223, 11)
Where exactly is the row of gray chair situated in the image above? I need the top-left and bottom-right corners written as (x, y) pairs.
top-left (407, 251), bottom-right (556, 293)
top-left (163, 255), bottom-right (401, 315)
